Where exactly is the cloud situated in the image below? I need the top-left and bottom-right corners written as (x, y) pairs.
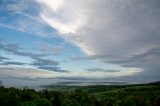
top-left (71, 47), bottom-right (160, 69)
top-left (0, 0), bottom-right (57, 37)
top-left (0, 55), bottom-right (9, 62)
top-left (0, 67), bottom-right (13, 71)
top-left (31, 57), bottom-right (68, 72)
top-left (37, 0), bottom-right (160, 79)
top-left (0, 65), bottom-right (141, 87)
top-left (71, 47), bottom-right (160, 77)
top-left (70, 54), bottom-right (112, 61)
top-left (1, 42), bottom-right (22, 53)
top-left (36, 41), bottom-right (67, 55)
top-left (36, 0), bottom-right (88, 34)
top-left (37, 66), bottom-right (68, 72)
top-left (0, 40), bottom-right (68, 72)
top-left (13, 51), bottom-right (45, 58)
top-left (1, 0), bottom-right (160, 83)
top-left (0, 65), bottom-right (124, 80)
top-left (0, 61), bottom-right (26, 65)
top-left (32, 57), bottom-right (59, 66)
top-left (0, 41), bottom-right (46, 58)
top-left (0, 65), bottom-right (56, 78)
top-left (87, 68), bottom-right (120, 73)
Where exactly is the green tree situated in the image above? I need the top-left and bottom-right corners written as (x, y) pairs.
top-left (50, 91), bottom-right (62, 106)
top-left (153, 96), bottom-right (160, 106)
top-left (34, 98), bottom-right (52, 106)
top-left (89, 95), bottom-right (100, 106)
top-left (120, 96), bottom-right (146, 106)
top-left (20, 101), bottom-right (36, 106)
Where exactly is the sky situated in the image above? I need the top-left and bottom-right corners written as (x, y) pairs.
top-left (0, 0), bottom-right (160, 88)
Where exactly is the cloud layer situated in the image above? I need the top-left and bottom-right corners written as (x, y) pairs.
top-left (0, 39), bottom-right (68, 72)
top-left (0, 0), bottom-right (160, 86)
top-left (37, 0), bottom-right (160, 78)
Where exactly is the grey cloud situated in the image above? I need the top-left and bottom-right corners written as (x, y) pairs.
top-left (14, 51), bottom-right (45, 58)
top-left (31, 58), bottom-right (68, 72)
top-left (1, 43), bottom-right (21, 52)
top-left (0, 61), bottom-right (26, 65)
top-left (0, 41), bottom-right (46, 58)
top-left (0, 0), bottom-right (160, 83)
top-left (32, 58), bottom-right (59, 66)
top-left (0, 40), bottom-right (67, 72)
top-left (36, 41), bottom-right (68, 55)
top-left (71, 47), bottom-right (160, 78)
top-left (38, 66), bottom-right (68, 72)
top-left (0, 55), bottom-right (9, 62)
top-left (10, 77), bottom-right (38, 81)
top-left (0, 74), bottom-right (38, 81)
top-left (61, 0), bottom-right (160, 80)
top-left (37, 0), bottom-right (160, 55)
top-left (70, 54), bottom-right (111, 61)
top-left (0, 67), bottom-right (13, 71)
top-left (105, 47), bottom-right (160, 68)
top-left (0, 41), bottom-right (21, 54)
top-left (87, 68), bottom-right (120, 73)
top-left (37, 77), bottom-right (90, 81)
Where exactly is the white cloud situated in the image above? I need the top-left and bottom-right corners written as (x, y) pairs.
top-left (37, 0), bottom-right (64, 11)
top-left (37, 0), bottom-right (160, 55)
top-left (0, 65), bottom-right (56, 78)
top-left (1, 0), bottom-right (160, 81)
top-left (0, 65), bottom-right (140, 88)
top-left (0, 1), bottom-right (57, 38)
top-left (37, 0), bottom-right (90, 34)
top-left (36, 0), bottom-right (160, 78)
top-left (0, 65), bottom-right (140, 80)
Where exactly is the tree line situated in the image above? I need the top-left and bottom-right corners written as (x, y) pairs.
top-left (0, 82), bottom-right (160, 106)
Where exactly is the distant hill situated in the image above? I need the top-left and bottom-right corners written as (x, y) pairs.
top-left (0, 81), bottom-right (160, 106)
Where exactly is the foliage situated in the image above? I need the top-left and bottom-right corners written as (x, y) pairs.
top-left (0, 82), bottom-right (160, 106)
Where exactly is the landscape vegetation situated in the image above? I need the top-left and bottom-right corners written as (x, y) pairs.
top-left (0, 0), bottom-right (160, 106)
top-left (0, 81), bottom-right (160, 106)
